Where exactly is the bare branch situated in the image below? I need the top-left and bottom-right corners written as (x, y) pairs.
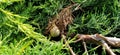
top-left (101, 42), bottom-right (116, 55)
top-left (74, 34), bottom-right (120, 55)
top-left (82, 40), bottom-right (88, 55)
top-left (75, 34), bottom-right (120, 47)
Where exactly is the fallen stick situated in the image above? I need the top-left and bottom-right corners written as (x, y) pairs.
top-left (101, 41), bottom-right (116, 55)
top-left (82, 40), bottom-right (88, 55)
top-left (75, 34), bottom-right (120, 47)
top-left (102, 37), bottom-right (120, 47)
top-left (74, 34), bottom-right (120, 55)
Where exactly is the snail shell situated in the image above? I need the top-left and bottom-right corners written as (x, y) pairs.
top-left (50, 24), bottom-right (60, 37)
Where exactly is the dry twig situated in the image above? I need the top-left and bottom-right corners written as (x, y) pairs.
top-left (75, 34), bottom-right (120, 47)
top-left (82, 40), bottom-right (88, 55)
top-left (101, 42), bottom-right (116, 55)
top-left (74, 34), bottom-right (120, 55)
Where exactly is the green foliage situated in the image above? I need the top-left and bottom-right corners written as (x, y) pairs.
top-left (69, 0), bottom-right (120, 36)
top-left (0, 0), bottom-right (120, 55)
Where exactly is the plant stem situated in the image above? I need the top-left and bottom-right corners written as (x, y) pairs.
top-left (62, 34), bottom-right (76, 55)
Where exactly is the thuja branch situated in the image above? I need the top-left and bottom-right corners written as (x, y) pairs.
top-left (0, 8), bottom-right (27, 19)
top-left (62, 35), bottom-right (76, 55)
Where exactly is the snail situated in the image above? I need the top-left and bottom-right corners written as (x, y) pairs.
top-left (50, 23), bottom-right (60, 37)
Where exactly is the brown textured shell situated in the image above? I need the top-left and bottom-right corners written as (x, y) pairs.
top-left (45, 4), bottom-right (76, 36)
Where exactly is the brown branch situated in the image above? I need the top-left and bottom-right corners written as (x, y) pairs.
top-left (74, 34), bottom-right (120, 55)
top-left (82, 40), bottom-right (88, 55)
top-left (101, 42), bottom-right (116, 55)
top-left (75, 34), bottom-right (120, 47)
top-left (103, 37), bottom-right (120, 47)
